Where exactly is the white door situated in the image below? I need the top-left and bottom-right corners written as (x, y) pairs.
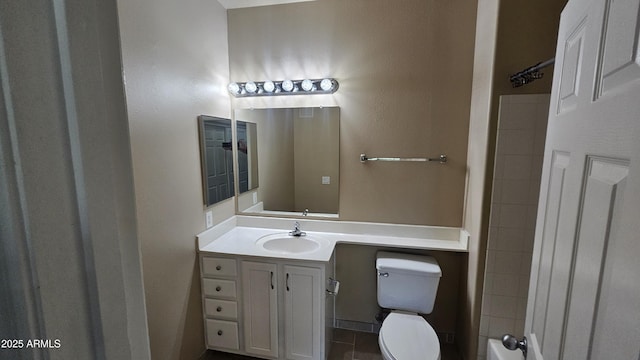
top-left (524, 0), bottom-right (640, 359)
top-left (284, 265), bottom-right (323, 360)
top-left (241, 261), bottom-right (279, 358)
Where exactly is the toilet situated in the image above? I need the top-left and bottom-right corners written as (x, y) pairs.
top-left (376, 252), bottom-right (442, 360)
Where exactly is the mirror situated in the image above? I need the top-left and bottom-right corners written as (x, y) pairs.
top-left (198, 115), bottom-right (234, 207)
top-left (235, 107), bottom-right (340, 218)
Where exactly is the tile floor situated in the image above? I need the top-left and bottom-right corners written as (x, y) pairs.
top-left (201, 328), bottom-right (461, 360)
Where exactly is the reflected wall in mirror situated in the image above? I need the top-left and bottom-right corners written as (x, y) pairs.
top-left (235, 107), bottom-right (340, 218)
top-left (236, 121), bottom-right (259, 193)
top-left (198, 115), bottom-right (234, 207)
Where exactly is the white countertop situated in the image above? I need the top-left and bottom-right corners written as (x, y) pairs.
top-left (197, 216), bottom-right (469, 262)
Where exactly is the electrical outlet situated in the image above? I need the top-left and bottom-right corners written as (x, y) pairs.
top-left (322, 176), bottom-right (331, 185)
top-left (205, 211), bottom-right (213, 229)
top-left (252, 192), bottom-right (257, 204)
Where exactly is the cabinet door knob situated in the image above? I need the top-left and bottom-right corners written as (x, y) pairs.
top-left (216, 265), bottom-right (222, 271)
top-left (217, 330), bottom-right (223, 336)
top-left (215, 286), bottom-right (221, 292)
top-left (216, 306), bottom-right (222, 312)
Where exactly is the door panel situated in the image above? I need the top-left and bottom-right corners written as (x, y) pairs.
top-left (531, 152), bottom-right (570, 350)
top-left (595, 0), bottom-right (640, 98)
top-left (562, 157), bottom-right (629, 359)
top-left (242, 261), bottom-right (278, 358)
top-left (557, 19), bottom-right (586, 114)
top-left (284, 265), bottom-right (322, 360)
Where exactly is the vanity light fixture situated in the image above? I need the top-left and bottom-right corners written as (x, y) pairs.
top-left (227, 78), bottom-right (339, 97)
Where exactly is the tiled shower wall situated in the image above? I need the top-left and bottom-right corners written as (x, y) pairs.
top-left (476, 94), bottom-right (550, 360)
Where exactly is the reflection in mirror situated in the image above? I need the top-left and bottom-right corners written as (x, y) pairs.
top-left (235, 107), bottom-right (339, 218)
top-left (198, 115), bottom-right (234, 207)
top-left (236, 121), bottom-right (259, 193)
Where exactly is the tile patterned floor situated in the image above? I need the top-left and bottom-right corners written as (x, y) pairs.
top-left (201, 328), bottom-right (461, 360)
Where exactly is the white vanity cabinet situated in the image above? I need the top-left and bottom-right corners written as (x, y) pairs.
top-left (200, 254), bottom-right (335, 360)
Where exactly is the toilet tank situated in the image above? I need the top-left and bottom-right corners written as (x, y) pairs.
top-left (376, 252), bottom-right (442, 314)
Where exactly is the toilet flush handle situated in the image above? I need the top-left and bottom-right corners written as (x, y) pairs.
top-left (378, 271), bottom-right (389, 277)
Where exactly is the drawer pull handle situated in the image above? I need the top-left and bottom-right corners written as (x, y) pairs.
top-left (286, 273), bottom-right (290, 291)
top-left (216, 265), bottom-right (222, 271)
top-left (270, 271), bottom-right (274, 289)
top-left (217, 330), bottom-right (223, 336)
top-left (215, 286), bottom-right (221, 292)
top-left (216, 306), bottom-right (222, 312)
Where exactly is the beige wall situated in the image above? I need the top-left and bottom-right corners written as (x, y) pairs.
top-left (228, 0), bottom-right (477, 226)
top-left (117, 0), bottom-right (232, 359)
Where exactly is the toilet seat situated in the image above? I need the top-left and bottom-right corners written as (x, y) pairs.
top-left (378, 311), bottom-right (440, 360)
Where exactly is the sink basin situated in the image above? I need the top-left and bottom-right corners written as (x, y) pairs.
top-left (256, 233), bottom-right (321, 254)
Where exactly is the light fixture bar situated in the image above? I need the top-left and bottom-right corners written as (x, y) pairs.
top-left (228, 78), bottom-right (339, 97)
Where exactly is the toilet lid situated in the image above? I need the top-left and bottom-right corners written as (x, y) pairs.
top-left (379, 312), bottom-right (440, 360)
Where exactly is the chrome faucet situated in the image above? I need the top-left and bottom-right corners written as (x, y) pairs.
top-left (302, 208), bottom-right (309, 216)
top-left (289, 221), bottom-right (306, 237)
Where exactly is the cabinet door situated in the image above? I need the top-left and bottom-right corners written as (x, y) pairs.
top-left (284, 265), bottom-right (322, 360)
top-left (241, 261), bottom-right (278, 358)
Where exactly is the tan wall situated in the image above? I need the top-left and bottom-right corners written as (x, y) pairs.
top-left (227, 0), bottom-right (477, 347)
top-left (228, 0), bottom-right (477, 226)
top-left (117, 0), bottom-right (232, 359)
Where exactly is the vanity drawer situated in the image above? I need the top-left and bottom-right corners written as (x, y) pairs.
top-left (203, 278), bottom-right (237, 299)
top-left (202, 257), bottom-right (237, 277)
top-left (204, 298), bottom-right (238, 320)
top-left (206, 319), bottom-right (239, 350)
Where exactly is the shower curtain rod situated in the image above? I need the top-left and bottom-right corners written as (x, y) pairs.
top-left (510, 58), bottom-right (555, 88)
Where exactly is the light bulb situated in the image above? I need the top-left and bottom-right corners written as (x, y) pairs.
top-left (228, 82), bottom-right (240, 94)
top-left (263, 80), bottom-right (275, 93)
top-left (320, 78), bottom-right (333, 91)
top-left (245, 81), bottom-right (257, 93)
top-left (301, 79), bottom-right (313, 91)
top-left (282, 80), bottom-right (294, 92)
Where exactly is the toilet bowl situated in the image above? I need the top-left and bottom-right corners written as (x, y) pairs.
top-left (378, 311), bottom-right (440, 360)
